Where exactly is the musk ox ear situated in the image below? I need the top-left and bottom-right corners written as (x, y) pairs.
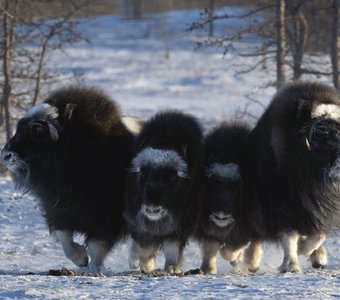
top-left (65, 103), bottom-right (77, 120)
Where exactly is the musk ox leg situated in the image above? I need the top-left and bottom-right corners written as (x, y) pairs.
top-left (219, 245), bottom-right (244, 265)
top-left (310, 244), bottom-right (327, 269)
top-left (162, 240), bottom-right (183, 275)
top-left (129, 239), bottom-right (141, 269)
top-left (87, 239), bottom-right (111, 274)
top-left (279, 232), bottom-right (302, 273)
top-left (244, 240), bottom-right (263, 273)
top-left (53, 230), bottom-right (88, 267)
top-left (298, 233), bottom-right (326, 256)
top-left (200, 239), bottom-right (220, 275)
top-left (129, 240), bottom-right (159, 273)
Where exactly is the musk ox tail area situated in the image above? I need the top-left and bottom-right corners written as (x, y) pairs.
top-left (1, 85), bottom-right (135, 273)
top-left (197, 121), bottom-right (253, 274)
top-left (124, 110), bottom-right (204, 274)
top-left (243, 81), bottom-right (340, 273)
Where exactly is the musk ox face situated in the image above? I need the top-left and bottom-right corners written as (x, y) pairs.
top-left (272, 100), bottom-right (340, 184)
top-left (205, 162), bottom-right (241, 229)
top-left (128, 147), bottom-right (190, 234)
top-left (301, 117), bottom-right (340, 180)
top-left (1, 104), bottom-right (60, 187)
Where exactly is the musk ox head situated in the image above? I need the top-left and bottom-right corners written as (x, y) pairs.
top-left (128, 146), bottom-right (191, 234)
top-left (1, 103), bottom-right (61, 187)
top-left (1, 85), bottom-right (126, 190)
top-left (201, 122), bottom-right (249, 235)
top-left (124, 110), bottom-right (203, 236)
top-left (205, 162), bottom-right (241, 229)
top-left (265, 82), bottom-right (340, 231)
top-left (270, 82), bottom-right (340, 183)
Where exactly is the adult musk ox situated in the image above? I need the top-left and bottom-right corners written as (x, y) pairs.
top-left (242, 81), bottom-right (340, 273)
top-left (124, 110), bottom-right (204, 274)
top-left (1, 86), bottom-right (135, 273)
top-left (196, 121), bottom-right (251, 274)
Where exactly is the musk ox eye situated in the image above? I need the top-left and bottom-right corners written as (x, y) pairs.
top-left (30, 123), bottom-right (48, 140)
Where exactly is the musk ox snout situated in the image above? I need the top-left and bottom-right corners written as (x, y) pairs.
top-left (1, 146), bottom-right (23, 173)
top-left (140, 204), bottom-right (168, 221)
top-left (1, 148), bottom-right (13, 163)
top-left (209, 211), bottom-right (235, 228)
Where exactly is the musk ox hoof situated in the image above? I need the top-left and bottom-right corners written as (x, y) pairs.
top-left (310, 245), bottom-right (327, 269)
top-left (69, 242), bottom-right (88, 267)
top-left (200, 265), bottom-right (217, 275)
top-left (248, 266), bottom-right (260, 273)
top-left (140, 259), bottom-right (156, 274)
top-left (166, 265), bottom-right (182, 275)
top-left (312, 262), bottom-right (326, 269)
top-left (87, 262), bottom-right (103, 275)
top-left (279, 260), bottom-right (302, 274)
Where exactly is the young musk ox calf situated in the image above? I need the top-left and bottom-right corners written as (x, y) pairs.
top-left (196, 121), bottom-right (251, 274)
top-left (124, 110), bottom-right (204, 274)
top-left (242, 81), bottom-right (340, 273)
top-left (1, 86), bottom-right (135, 273)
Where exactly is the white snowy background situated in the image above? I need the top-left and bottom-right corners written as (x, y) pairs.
top-left (0, 7), bottom-right (340, 299)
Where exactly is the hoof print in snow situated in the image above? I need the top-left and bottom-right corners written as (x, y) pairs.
top-left (184, 268), bottom-right (204, 276)
top-left (48, 267), bottom-right (103, 277)
top-left (48, 268), bottom-right (78, 276)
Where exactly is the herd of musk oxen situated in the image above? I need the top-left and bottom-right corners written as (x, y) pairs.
top-left (1, 81), bottom-right (340, 275)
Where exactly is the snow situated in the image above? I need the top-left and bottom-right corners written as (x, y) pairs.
top-left (1, 7), bottom-right (340, 300)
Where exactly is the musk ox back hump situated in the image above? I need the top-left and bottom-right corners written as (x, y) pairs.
top-left (45, 86), bottom-right (125, 137)
top-left (136, 110), bottom-right (203, 172)
top-left (205, 121), bottom-right (250, 166)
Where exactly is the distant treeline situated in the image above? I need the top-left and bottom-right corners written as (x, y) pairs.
top-left (0, 0), bottom-right (256, 20)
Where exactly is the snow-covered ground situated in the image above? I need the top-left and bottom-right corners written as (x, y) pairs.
top-left (1, 7), bottom-right (340, 299)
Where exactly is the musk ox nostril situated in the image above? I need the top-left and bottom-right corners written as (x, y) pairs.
top-left (143, 205), bottom-right (163, 215)
top-left (2, 152), bottom-right (12, 162)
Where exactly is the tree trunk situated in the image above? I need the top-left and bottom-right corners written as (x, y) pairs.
top-left (290, 6), bottom-right (307, 80)
top-left (276, 0), bottom-right (286, 89)
top-left (208, 0), bottom-right (215, 38)
top-left (331, 0), bottom-right (340, 90)
top-left (2, 0), bottom-right (17, 141)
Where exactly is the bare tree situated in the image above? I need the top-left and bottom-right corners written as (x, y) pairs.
top-left (208, 0), bottom-right (215, 38)
top-left (0, 0), bottom-right (89, 141)
top-left (331, 0), bottom-right (340, 89)
top-left (286, 0), bottom-right (308, 80)
top-left (276, 0), bottom-right (286, 88)
top-left (1, 0), bottom-right (18, 140)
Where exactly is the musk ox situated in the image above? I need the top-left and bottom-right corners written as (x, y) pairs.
top-left (196, 121), bottom-right (252, 274)
top-left (123, 110), bottom-right (204, 274)
top-left (242, 81), bottom-right (340, 273)
top-left (1, 86), bottom-right (135, 273)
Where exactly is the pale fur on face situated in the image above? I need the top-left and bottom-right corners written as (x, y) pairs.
top-left (312, 104), bottom-right (340, 121)
top-left (140, 204), bottom-right (169, 221)
top-left (27, 103), bottom-right (59, 120)
top-left (132, 147), bottom-right (188, 175)
top-left (206, 162), bottom-right (241, 182)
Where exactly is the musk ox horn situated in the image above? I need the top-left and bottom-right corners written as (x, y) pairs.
top-left (305, 123), bottom-right (314, 152)
top-left (305, 137), bottom-right (312, 152)
top-left (47, 122), bottom-right (59, 142)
